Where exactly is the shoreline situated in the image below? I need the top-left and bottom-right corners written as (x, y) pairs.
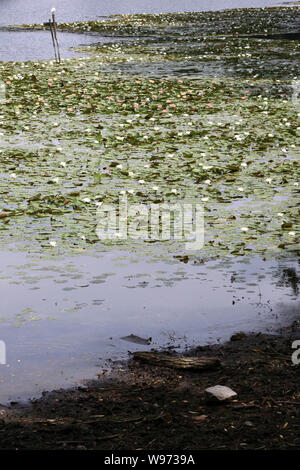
top-left (1, 324), bottom-right (300, 449)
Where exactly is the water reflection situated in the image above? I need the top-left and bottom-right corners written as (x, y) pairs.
top-left (276, 266), bottom-right (300, 297)
top-left (0, 30), bottom-right (114, 62)
top-left (0, 249), bottom-right (299, 403)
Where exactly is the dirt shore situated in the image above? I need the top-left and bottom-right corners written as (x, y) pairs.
top-left (1, 322), bottom-right (300, 450)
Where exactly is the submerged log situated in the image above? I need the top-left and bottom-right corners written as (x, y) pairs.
top-left (132, 352), bottom-right (221, 370)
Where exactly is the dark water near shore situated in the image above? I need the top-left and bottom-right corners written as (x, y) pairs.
top-left (0, 249), bottom-right (299, 403)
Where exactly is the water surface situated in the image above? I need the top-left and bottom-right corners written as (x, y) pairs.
top-left (0, 249), bottom-right (299, 403)
top-left (0, 30), bottom-right (115, 62)
top-left (0, 0), bottom-right (286, 27)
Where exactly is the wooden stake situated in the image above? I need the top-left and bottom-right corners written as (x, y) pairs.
top-left (49, 18), bottom-right (58, 62)
top-left (52, 12), bottom-right (61, 63)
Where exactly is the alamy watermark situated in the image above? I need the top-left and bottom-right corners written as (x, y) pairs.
top-left (0, 340), bottom-right (6, 365)
top-left (291, 340), bottom-right (300, 365)
top-left (96, 196), bottom-right (204, 250)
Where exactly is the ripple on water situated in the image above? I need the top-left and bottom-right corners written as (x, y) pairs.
top-left (0, 248), bottom-right (299, 403)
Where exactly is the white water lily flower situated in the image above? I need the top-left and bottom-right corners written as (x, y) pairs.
top-left (52, 177), bottom-right (59, 183)
top-left (10, 173), bottom-right (17, 178)
top-left (288, 231), bottom-right (295, 236)
top-left (152, 186), bottom-right (159, 191)
top-left (201, 197), bottom-right (209, 202)
top-left (241, 227), bottom-right (249, 232)
top-left (116, 164), bottom-right (123, 169)
top-left (128, 171), bottom-right (134, 177)
top-left (204, 179), bottom-right (211, 185)
top-left (277, 213), bottom-right (284, 217)
top-left (265, 178), bottom-right (272, 184)
top-left (56, 147), bottom-right (63, 152)
top-left (294, 182), bottom-right (299, 187)
top-left (237, 187), bottom-right (244, 191)
top-left (81, 235), bottom-right (86, 240)
top-left (49, 240), bottom-right (57, 247)
top-left (128, 189), bottom-right (134, 194)
top-left (60, 162), bottom-right (66, 168)
top-left (241, 162), bottom-right (247, 168)
top-left (138, 180), bottom-right (145, 184)
top-left (82, 197), bottom-right (91, 203)
top-left (171, 189), bottom-right (177, 194)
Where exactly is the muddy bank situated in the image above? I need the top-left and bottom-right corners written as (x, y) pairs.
top-left (1, 323), bottom-right (300, 450)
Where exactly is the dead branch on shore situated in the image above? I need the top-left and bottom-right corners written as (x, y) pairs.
top-left (132, 351), bottom-right (221, 370)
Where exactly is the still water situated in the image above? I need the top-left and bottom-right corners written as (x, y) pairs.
top-left (0, 0), bottom-right (286, 27)
top-left (0, 29), bottom-right (116, 62)
top-left (0, 249), bottom-right (299, 403)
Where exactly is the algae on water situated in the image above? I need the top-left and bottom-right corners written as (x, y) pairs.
top-left (0, 6), bottom-right (299, 261)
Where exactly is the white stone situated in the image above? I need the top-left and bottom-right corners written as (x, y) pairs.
top-left (205, 385), bottom-right (237, 401)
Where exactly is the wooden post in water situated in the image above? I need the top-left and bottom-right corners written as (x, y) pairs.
top-left (49, 18), bottom-right (58, 62)
top-left (51, 7), bottom-right (61, 63)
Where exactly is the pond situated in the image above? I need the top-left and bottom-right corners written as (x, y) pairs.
top-left (0, 5), bottom-right (299, 404)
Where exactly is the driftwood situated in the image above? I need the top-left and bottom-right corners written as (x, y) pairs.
top-left (132, 352), bottom-right (221, 371)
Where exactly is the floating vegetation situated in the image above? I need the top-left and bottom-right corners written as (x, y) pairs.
top-left (0, 6), bottom-right (299, 261)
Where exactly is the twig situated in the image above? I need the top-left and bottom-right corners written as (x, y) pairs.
top-left (84, 416), bottom-right (144, 425)
top-left (57, 433), bottom-right (123, 444)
